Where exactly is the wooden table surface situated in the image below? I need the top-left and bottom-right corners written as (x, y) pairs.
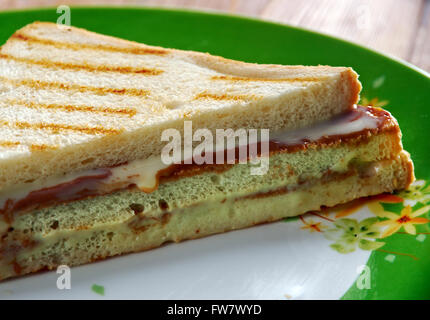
top-left (1, 0), bottom-right (429, 72)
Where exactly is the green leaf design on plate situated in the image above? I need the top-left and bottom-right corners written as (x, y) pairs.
top-left (91, 284), bottom-right (105, 296)
top-left (396, 180), bottom-right (430, 204)
top-left (358, 239), bottom-right (385, 251)
top-left (324, 217), bottom-right (384, 254)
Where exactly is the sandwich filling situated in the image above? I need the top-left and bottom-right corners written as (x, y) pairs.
top-left (0, 105), bottom-right (396, 220)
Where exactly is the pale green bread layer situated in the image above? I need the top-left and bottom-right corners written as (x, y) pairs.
top-left (0, 132), bottom-right (410, 280)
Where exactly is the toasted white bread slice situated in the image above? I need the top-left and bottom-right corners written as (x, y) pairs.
top-left (0, 22), bottom-right (361, 191)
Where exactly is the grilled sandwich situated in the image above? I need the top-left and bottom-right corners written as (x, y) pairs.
top-left (0, 22), bottom-right (413, 281)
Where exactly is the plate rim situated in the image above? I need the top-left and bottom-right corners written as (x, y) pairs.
top-left (0, 5), bottom-right (428, 300)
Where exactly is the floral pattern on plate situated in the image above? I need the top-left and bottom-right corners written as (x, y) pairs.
top-left (296, 180), bottom-right (430, 258)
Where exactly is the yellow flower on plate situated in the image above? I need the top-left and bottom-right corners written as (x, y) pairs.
top-left (360, 96), bottom-right (389, 108)
top-left (368, 203), bottom-right (430, 238)
top-left (300, 219), bottom-right (326, 233)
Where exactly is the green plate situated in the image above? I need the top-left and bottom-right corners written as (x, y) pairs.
top-left (0, 7), bottom-right (429, 300)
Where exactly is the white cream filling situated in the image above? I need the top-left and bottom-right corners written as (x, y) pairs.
top-left (108, 156), bottom-right (170, 192)
top-left (271, 106), bottom-right (379, 144)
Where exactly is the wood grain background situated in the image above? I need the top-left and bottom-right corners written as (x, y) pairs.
top-left (1, 0), bottom-right (429, 72)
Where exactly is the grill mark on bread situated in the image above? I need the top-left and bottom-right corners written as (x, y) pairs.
top-left (0, 120), bottom-right (122, 135)
top-left (0, 76), bottom-right (150, 97)
top-left (11, 32), bottom-right (169, 56)
top-left (211, 75), bottom-right (327, 82)
top-left (29, 144), bottom-right (58, 152)
top-left (194, 92), bottom-right (262, 101)
top-left (0, 141), bottom-right (21, 148)
top-left (0, 53), bottom-right (163, 75)
top-left (7, 99), bottom-right (137, 117)
top-left (0, 141), bottom-right (58, 151)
